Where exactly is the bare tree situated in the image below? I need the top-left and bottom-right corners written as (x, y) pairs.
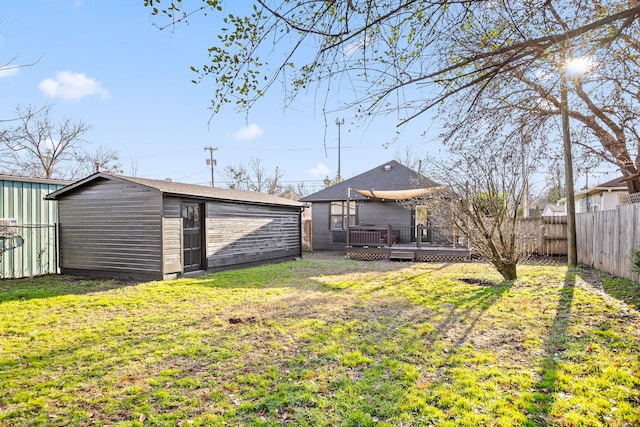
top-left (438, 1), bottom-right (640, 193)
top-left (0, 105), bottom-right (91, 179)
top-left (146, 1), bottom-right (640, 193)
top-left (73, 146), bottom-right (123, 178)
top-left (404, 132), bottom-right (542, 280)
top-left (394, 146), bottom-right (428, 175)
top-left (222, 157), bottom-right (286, 195)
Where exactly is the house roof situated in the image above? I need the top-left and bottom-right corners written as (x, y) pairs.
top-left (45, 173), bottom-right (304, 208)
top-left (300, 160), bottom-right (439, 202)
top-left (575, 176), bottom-right (628, 198)
top-left (543, 203), bottom-right (565, 213)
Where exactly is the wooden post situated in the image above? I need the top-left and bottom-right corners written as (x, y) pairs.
top-left (416, 224), bottom-right (422, 248)
top-left (387, 224), bottom-right (393, 247)
top-left (346, 188), bottom-right (351, 247)
top-left (538, 217), bottom-right (544, 255)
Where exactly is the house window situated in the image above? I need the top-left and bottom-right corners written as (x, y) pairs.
top-left (330, 201), bottom-right (356, 230)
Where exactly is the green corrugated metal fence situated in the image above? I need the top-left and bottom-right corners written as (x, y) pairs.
top-left (1, 175), bottom-right (68, 279)
top-left (1, 225), bottom-right (57, 278)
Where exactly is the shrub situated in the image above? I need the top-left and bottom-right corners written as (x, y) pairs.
top-left (632, 247), bottom-right (640, 274)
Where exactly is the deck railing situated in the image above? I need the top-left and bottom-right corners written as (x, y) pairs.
top-left (347, 225), bottom-right (466, 248)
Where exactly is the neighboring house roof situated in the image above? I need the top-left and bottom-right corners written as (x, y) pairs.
top-left (45, 173), bottom-right (304, 208)
top-left (575, 176), bottom-right (628, 198)
top-left (0, 173), bottom-right (73, 186)
top-left (542, 203), bottom-right (566, 216)
top-left (300, 160), bottom-right (439, 202)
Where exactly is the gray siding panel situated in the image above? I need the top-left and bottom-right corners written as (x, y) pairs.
top-left (309, 201), bottom-right (412, 250)
top-left (162, 198), bottom-right (182, 274)
top-left (310, 202), bottom-right (344, 250)
top-left (206, 202), bottom-right (301, 269)
top-left (58, 179), bottom-right (163, 279)
top-left (358, 202), bottom-right (412, 226)
top-left (163, 198), bottom-right (181, 218)
top-left (162, 217), bottom-right (182, 274)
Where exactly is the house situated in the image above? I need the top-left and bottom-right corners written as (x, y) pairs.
top-left (574, 176), bottom-right (628, 213)
top-left (45, 173), bottom-right (304, 281)
top-left (0, 174), bottom-right (71, 278)
top-left (300, 160), bottom-right (442, 251)
top-left (542, 202), bottom-right (566, 217)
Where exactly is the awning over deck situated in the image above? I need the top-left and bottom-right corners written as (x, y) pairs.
top-left (353, 186), bottom-right (445, 201)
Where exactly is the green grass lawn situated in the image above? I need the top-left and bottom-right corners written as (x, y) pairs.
top-left (1, 257), bottom-right (638, 426)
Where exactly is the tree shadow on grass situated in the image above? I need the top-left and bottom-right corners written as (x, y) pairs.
top-left (577, 266), bottom-right (640, 310)
top-left (0, 274), bottom-right (141, 302)
top-left (524, 269), bottom-right (576, 426)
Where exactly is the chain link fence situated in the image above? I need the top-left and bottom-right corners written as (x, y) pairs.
top-left (0, 225), bottom-right (57, 279)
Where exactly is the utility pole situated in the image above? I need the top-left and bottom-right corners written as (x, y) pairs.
top-left (204, 146), bottom-right (218, 187)
top-left (560, 70), bottom-right (577, 267)
top-left (335, 118), bottom-right (344, 182)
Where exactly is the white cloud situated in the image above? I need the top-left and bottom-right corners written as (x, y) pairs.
top-left (309, 162), bottom-right (331, 178)
top-left (0, 66), bottom-right (19, 79)
top-left (39, 71), bottom-right (109, 101)
top-left (232, 123), bottom-right (263, 141)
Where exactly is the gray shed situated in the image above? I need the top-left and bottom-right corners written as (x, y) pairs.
top-left (45, 173), bottom-right (304, 280)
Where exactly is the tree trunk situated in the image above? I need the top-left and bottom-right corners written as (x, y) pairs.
top-left (625, 174), bottom-right (640, 194)
top-left (494, 261), bottom-right (518, 281)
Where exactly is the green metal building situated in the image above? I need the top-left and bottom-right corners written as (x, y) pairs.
top-left (0, 174), bottom-right (71, 279)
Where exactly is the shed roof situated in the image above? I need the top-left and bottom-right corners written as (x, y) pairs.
top-left (300, 160), bottom-right (439, 202)
top-left (0, 173), bottom-right (73, 186)
top-left (45, 173), bottom-right (304, 208)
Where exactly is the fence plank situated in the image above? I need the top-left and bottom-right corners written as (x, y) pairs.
top-left (517, 216), bottom-right (567, 256)
top-left (577, 204), bottom-right (640, 282)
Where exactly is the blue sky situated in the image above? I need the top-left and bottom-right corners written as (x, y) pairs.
top-left (0, 1), bottom-right (442, 191)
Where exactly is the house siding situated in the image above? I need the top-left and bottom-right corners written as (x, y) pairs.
top-left (357, 202), bottom-right (412, 226)
top-left (57, 179), bottom-right (164, 280)
top-left (309, 201), bottom-right (413, 250)
top-left (309, 202), bottom-right (344, 250)
top-left (206, 201), bottom-right (301, 269)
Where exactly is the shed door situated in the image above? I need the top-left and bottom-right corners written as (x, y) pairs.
top-left (182, 202), bottom-right (204, 272)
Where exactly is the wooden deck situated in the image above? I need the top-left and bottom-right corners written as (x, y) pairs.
top-left (345, 244), bottom-right (472, 262)
top-left (345, 225), bottom-right (472, 262)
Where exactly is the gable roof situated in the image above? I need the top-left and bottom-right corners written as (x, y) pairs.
top-left (575, 176), bottom-right (628, 198)
top-left (300, 160), bottom-right (439, 202)
top-left (45, 173), bottom-right (304, 208)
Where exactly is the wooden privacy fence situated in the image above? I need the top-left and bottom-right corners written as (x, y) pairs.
top-left (576, 203), bottom-right (640, 282)
top-left (518, 216), bottom-right (568, 256)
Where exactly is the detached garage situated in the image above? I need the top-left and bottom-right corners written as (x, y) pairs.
top-left (45, 173), bottom-right (304, 280)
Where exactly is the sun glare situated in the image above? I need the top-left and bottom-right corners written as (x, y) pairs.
top-left (565, 56), bottom-right (593, 76)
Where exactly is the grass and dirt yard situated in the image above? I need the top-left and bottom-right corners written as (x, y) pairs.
top-left (1, 252), bottom-right (638, 426)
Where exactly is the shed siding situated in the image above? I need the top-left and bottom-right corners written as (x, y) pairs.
top-left (57, 179), bottom-right (163, 279)
top-left (162, 217), bottom-right (182, 274)
top-left (206, 202), bottom-right (300, 269)
top-left (162, 198), bottom-right (182, 275)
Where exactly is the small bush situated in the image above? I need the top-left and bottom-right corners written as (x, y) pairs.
top-left (632, 247), bottom-right (640, 274)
